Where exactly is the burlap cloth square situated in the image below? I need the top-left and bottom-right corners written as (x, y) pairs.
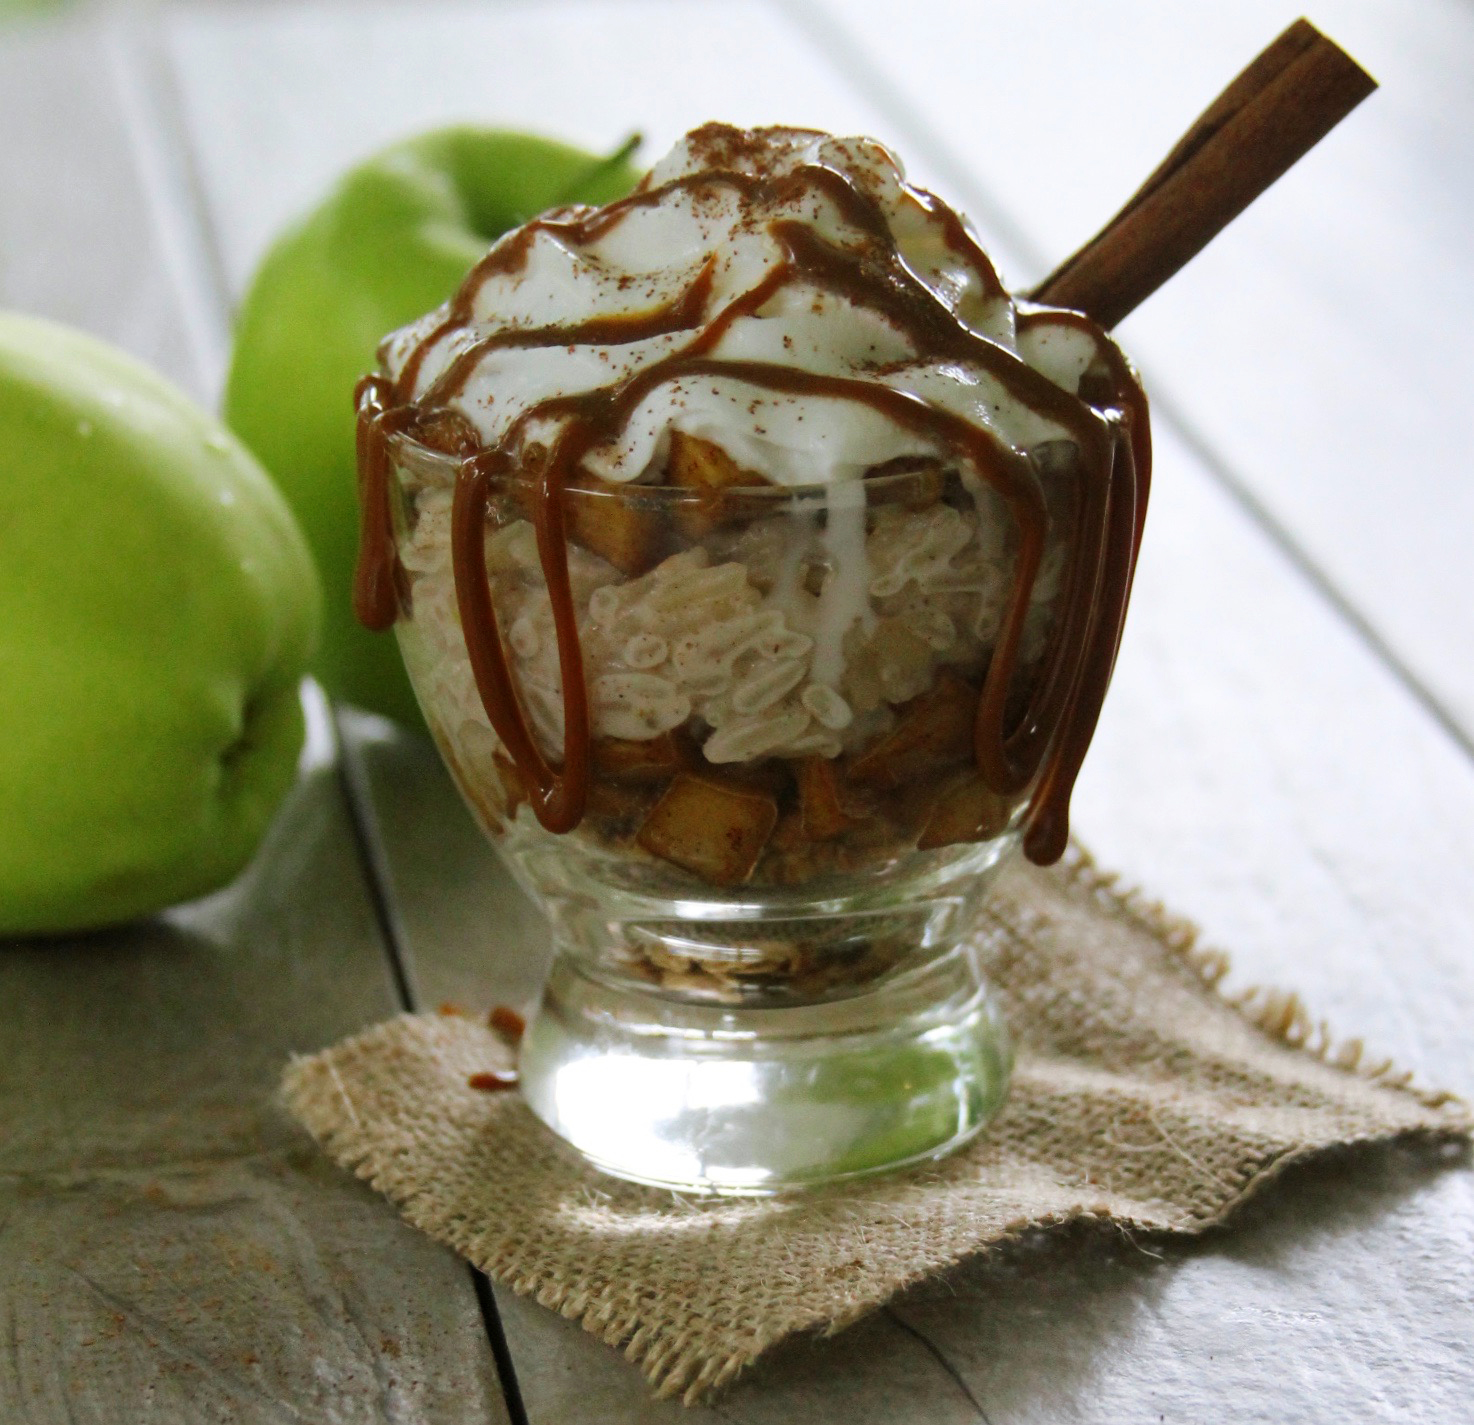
top-left (282, 846), bottom-right (1468, 1404)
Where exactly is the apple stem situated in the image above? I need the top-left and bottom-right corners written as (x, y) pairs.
top-left (554, 132), bottom-right (644, 207)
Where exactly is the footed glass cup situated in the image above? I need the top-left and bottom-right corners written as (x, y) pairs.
top-left (383, 430), bottom-right (1032, 1194)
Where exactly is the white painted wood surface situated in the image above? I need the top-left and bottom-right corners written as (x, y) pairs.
top-left (3, 0), bottom-right (1471, 1420)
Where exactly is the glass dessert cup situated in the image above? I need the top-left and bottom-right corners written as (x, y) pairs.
top-left (379, 430), bottom-right (1066, 1194)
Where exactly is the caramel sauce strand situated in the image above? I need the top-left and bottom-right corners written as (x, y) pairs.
top-left (403, 167), bottom-right (793, 393)
top-left (1024, 423), bottom-right (1144, 863)
top-left (998, 448), bottom-right (1109, 776)
top-left (450, 458), bottom-right (565, 812)
top-left (399, 183), bottom-right (730, 392)
top-left (1030, 20), bottom-right (1376, 329)
top-left (528, 432), bottom-right (591, 832)
top-left (453, 171), bottom-right (764, 298)
top-left (352, 375), bottom-right (405, 631)
top-left (775, 220), bottom-right (1104, 452)
top-left (769, 159), bottom-right (1006, 305)
top-left (423, 259), bottom-right (717, 407)
top-left (1018, 305), bottom-right (1155, 541)
top-left (974, 503), bottom-right (1047, 792)
top-left (1012, 318), bottom-right (1152, 855)
top-left (908, 183), bottom-right (1008, 303)
top-left (767, 207), bottom-right (1127, 790)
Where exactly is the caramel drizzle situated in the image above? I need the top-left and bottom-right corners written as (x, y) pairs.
top-left (351, 376), bottom-right (411, 632)
top-left (355, 145), bottom-right (1150, 865)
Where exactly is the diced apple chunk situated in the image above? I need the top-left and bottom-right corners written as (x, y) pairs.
top-left (565, 474), bottom-right (665, 575)
top-left (847, 671), bottom-right (978, 789)
top-left (795, 755), bottom-right (866, 841)
top-left (768, 808), bottom-right (807, 856)
top-left (866, 456), bottom-right (947, 512)
top-left (900, 464), bottom-right (946, 511)
top-left (636, 772), bottom-right (779, 885)
top-left (917, 772), bottom-right (1013, 849)
top-left (718, 756), bottom-right (794, 799)
top-left (493, 750), bottom-right (529, 818)
top-left (592, 731), bottom-right (693, 784)
top-left (667, 431), bottom-right (762, 491)
top-left (585, 777), bottom-right (654, 831)
top-left (667, 431), bottom-right (770, 535)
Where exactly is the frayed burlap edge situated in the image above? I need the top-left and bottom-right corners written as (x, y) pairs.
top-left (1053, 842), bottom-right (1465, 1114)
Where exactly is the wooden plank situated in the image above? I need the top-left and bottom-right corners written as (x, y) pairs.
top-left (0, 15), bottom-right (509, 1421)
top-left (888, 1141), bottom-right (1473, 1425)
top-left (0, 1151), bottom-right (505, 1424)
top-left (162, 1), bottom-right (1474, 1419)
top-left (335, 711), bottom-right (552, 1019)
top-left (0, 732), bottom-right (387, 1173)
top-left (1074, 421), bottom-right (1474, 1085)
top-left (492, 1294), bottom-right (989, 1424)
top-left (800, 0), bottom-right (1474, 742)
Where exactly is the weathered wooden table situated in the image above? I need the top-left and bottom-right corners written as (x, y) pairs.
top-left (4, 1), bottom-right (1472, 1419)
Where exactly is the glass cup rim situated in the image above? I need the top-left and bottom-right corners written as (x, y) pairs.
top-left (382, 423), bottom-right (1003, 511)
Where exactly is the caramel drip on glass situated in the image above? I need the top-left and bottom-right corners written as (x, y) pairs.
top-left (352, 375), bottom-right (411, 632)
top-left (354, 145), bottom-right (1150, 865)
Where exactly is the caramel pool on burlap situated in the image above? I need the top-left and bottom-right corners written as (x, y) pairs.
top-left (282, 845), bottom-right (1468, 1405)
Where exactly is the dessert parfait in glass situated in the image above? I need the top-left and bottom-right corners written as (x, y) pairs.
top-left (354, 124), bottom-right (1149, 1193)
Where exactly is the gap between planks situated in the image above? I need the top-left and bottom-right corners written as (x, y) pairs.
top-left (334, 709), bottom-right (533, 1425)
top-left (106, 10), bottom-right (532, 1420)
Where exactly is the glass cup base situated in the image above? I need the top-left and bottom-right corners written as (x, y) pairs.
top-left (519, 942), bottom-right (1013, 1196)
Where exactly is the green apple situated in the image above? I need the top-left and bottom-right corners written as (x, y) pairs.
top-left (0, 313), bottom-right (321, 936)
top-left (224, 127), bottom-right (642, 728)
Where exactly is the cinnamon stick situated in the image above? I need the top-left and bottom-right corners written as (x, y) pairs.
top-left (1030, 18), bottom-right (1376, 330)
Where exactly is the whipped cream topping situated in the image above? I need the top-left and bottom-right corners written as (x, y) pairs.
top-left (381, 124), bottom-right (1110, 488)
